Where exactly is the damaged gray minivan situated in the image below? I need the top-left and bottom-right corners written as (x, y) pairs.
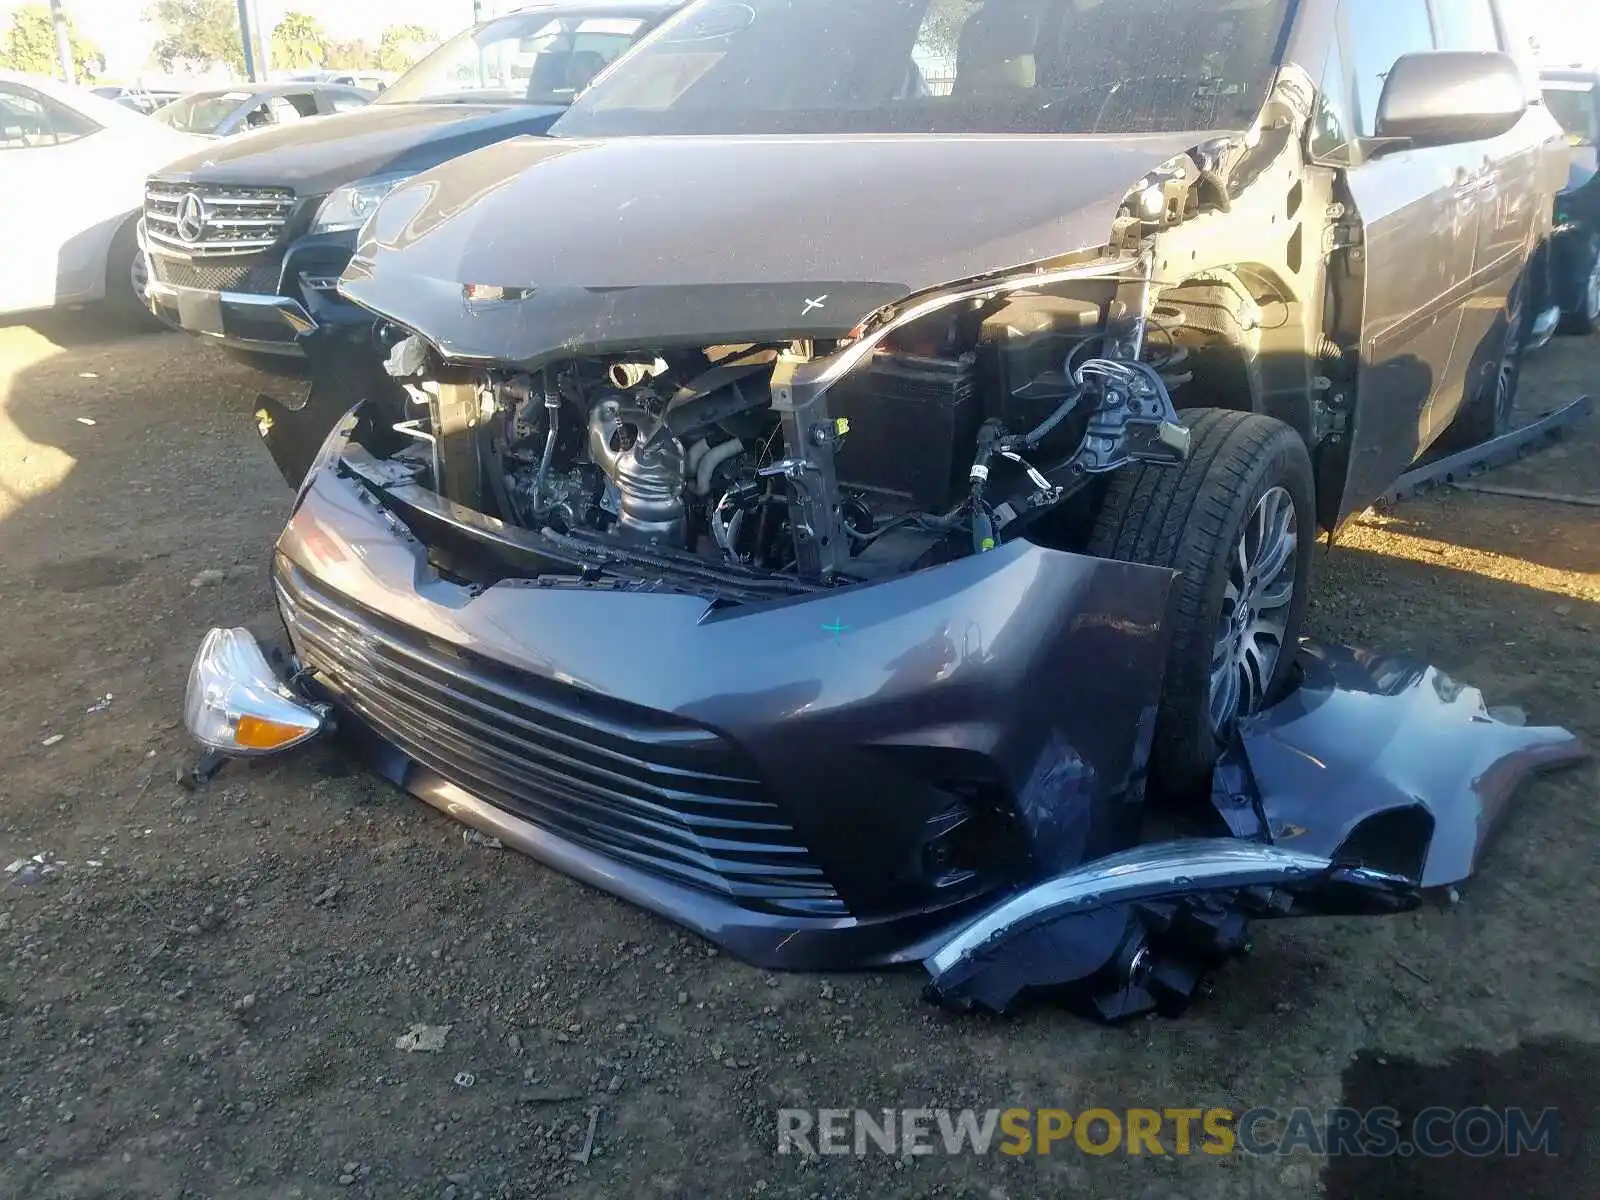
top-left (188, 0), bottom-right (1577, 1016)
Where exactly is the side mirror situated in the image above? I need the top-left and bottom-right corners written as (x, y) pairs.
top-left (1375, 50), bottom-right (1527, 147)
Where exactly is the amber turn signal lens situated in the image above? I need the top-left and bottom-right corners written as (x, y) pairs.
top-left (234, 713), bottom-right (316, 751)
top-left (184, 628), bottom-right (327, 757)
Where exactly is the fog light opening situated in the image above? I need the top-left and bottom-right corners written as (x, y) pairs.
top-left (918, 786), bottom-right (1022, 893)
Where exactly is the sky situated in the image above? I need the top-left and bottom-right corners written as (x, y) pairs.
top-left (6, 0), bottom-right (1600, 79)
top-left (6, 0), bottom-right (517, 76)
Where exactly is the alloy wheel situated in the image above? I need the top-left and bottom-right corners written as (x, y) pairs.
top-left (1586, 248), bottom-right (1600, 326)
top-left (1209, 485), bottom-right (1298, 737)
top-left (1493, 276), bottom-right (1525, 425)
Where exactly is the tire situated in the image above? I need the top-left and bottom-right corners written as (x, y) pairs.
top-left (1437, 269), bottom-right (1528, 453)
top-left (1557, 232), bottom-right (1600, 337)
top-left (1086, 408), bottom-right (1315, 798)
top-left (102, 217), bottom-right (162, 330)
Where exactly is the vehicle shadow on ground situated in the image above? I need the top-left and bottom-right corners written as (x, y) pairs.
top-left (1361, 359), bottom-right (1599, 577)
top-left (1305, 532), bottom-right (1600, 740)
top-left (0, 308), bottom-right (290, 811)
top-left (1324, 1037), bottom-right (1600, 1199)
top-left (0, 307), bottom-right (171, 351)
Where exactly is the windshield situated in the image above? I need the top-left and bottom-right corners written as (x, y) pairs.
top-left (154, 92), bottom-right (246, 134)
top-left (378, 10), bottom-right (649, 105)
top-left (552, 0), bottom-right (1291, 138)
top-left (1543, 83), bottom-right (1598, 146)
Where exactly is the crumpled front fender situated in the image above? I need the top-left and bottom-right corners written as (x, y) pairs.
top-left (1210, 642), bottom-right (1589, 888)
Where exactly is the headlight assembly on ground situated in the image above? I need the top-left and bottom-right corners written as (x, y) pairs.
top-left (183, 627), bottom-right (327, 755)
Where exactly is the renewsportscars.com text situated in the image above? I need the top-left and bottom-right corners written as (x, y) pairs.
top-left (776, 1106), bottom-right (1562, 1158)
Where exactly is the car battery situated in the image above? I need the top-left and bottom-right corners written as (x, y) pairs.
top-left (830, 352), bottom-right (980, 512)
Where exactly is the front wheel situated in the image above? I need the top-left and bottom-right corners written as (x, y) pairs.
top-left (103, 218), bottom-right (162, 330)
top-left (1087, 408), bottom-right (1315, 797)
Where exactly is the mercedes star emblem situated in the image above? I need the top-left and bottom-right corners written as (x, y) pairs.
top-left (176, 192), bottom-right (206, 243)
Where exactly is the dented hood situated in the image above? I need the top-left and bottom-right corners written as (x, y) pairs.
top-left (340, 132), bottom-right (1208, 364)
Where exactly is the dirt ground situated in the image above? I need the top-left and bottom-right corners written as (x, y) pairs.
top-left (0, 310), bottom-right (1596, 1200)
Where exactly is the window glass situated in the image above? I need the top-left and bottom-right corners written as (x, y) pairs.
top-left (331, 94), bottom-right (368, 112)
top-left (1429, 0), bottom-right (1499, 50)
top-left (284, 92), bottom-right (320, 118)
top-left (0, 86), bottom-right (96, 148)
top-left (1544, 83), bottom-right (1598, 145)
top-left (1343, 0), bottom-right (1435, 137)
top-left (379, 10), bottom-right (647, 105)
top-left (266, 96), bottom-right (305, 124)
top-left (155, 91), bottom-right (251, 134)
top-left (554, 0), bottom-right (1295, 138)
top-left (1490, 2), bottom-right (1539, 97)
top-left (1310, 40), bottom-right (1353, 161)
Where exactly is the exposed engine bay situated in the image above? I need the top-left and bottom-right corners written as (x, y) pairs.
top-left (371, 282), bottom-right (1195, 594)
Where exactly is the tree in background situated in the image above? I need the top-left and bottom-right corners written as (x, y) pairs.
top-left (324, 38), bottom-right (374, 71)
top-left (0, 4), bottom-right (104, 79)
top-left (375, 23), bottom-right (434, 72)
top-left (917, 0), bottom-right (979, 57)
top-left (148, 0), bottom-right (244, 75)
top-left (270, 10), bottom-right (327, 70)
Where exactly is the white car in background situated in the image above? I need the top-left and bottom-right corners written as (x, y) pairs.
top-left (0, 69), bottom-right (203, 321)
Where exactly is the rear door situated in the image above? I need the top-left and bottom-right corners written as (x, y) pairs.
top-left (1334, 0), bottom-right (1473, 517)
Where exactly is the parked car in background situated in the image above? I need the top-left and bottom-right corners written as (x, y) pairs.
top-left (89, 84), bottom-right (183, 115)
top-left (1541, 68), bottom-right (1600, 333)
top-left (0, 70), bottom-right (201, 319)
top-left (188, 0), bottom-right (1568, 975)
top-left (141, 1), bottom-right (684, 362)
top-left (153, 82), bottom-right (373, 139)
top-left (288, 69), bottom-right (397, 93)
top-left (325, 72), bottom-right (393, 93)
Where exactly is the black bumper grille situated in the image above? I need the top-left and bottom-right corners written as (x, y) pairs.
top-left (275, 561), bottom-right (843, 915)
top-left (148, 253), bottom-right (281, 294)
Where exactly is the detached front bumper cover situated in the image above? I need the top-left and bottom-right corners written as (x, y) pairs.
top-left (921, 839), bottom-right (1418, 1021)
top-left (184, 627), bottom-right (329, 756)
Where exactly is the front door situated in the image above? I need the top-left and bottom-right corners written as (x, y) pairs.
top-left (1421, 0), bottom-right (1553, 443)
top-left (1334, 0), bottom-right (1480, 519)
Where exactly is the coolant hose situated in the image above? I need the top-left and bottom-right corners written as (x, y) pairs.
top-left (696, 437), bottom-right (745, 496)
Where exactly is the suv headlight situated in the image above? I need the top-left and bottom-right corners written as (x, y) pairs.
top-left (310, 173), bottom-right (412, 235)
